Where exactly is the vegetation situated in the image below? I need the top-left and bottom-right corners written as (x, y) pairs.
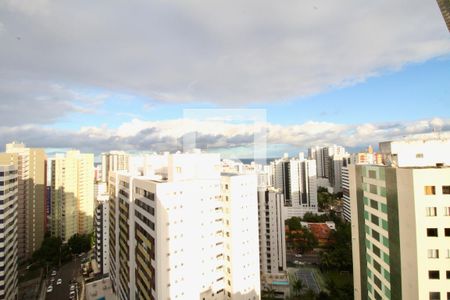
top-left (68, 233), bottom-right (92, 254)
top-left (292, 279), bottom-right (305, 296)
top-left (286, 218), bottom-right (318, 254)
top-left (32, 234), bottom-right (71, 266)
top-left (317, 187), bottom-right (342, 211)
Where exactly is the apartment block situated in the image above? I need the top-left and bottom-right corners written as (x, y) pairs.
top-left (101, 151), bottom-right (129, 183)
top-left (0, 142), bottom-right (46, 261)
top-left (108, 152), bottom-right (261, 300)
top-left (350, 160), bottom-right (450, 299)
top-left (94, 191), bottom-right (109, 275)
top-left (271, 153), bottom-right (318, 218)
top-left (257, 187), bottom-right (289, 298)
top-left (0, 165), bottom-right (19, 300)
top-left (51, 150), bottom-right (94, 241)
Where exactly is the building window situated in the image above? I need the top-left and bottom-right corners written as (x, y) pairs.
top-left (425, 186), bottom-right (436, 195)
top-left (445, 228), bottom-right (450, 237)
top-left (370, 184), bottom-right (378, 194)
top-left (445, 207), bottom-right (450, 216)
top-left (368, 170), bottom-right (377, 179)
top-left (447, 271), bottom-right (450, 279)
top-left (426, 207), bottom-right (437, 217)
top-left (371, 214), bottom-right (379, 226)
top-left (428, 249), bottom-right (439, 259)
top-left (429, 292), bottom-right (440, 300)
top-left (429, 270), bottom-right (440, 279)
top-left (443, 186), bottom-right (450, 195)
top-left (370, 200), bottom-right (378, 210)
top-left (427, 228), bottom-right (438, 237)
top-left (416, 153), bottom-right (424, 158)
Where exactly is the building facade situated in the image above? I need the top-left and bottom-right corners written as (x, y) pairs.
top-left (0, 142), bottom-right (46, 261)
top-left (101, 151), bottom-right (129, 184)
top-left (271, 153), bottom-right (318, 218)
top-left (350, 164), bottom-right (450, 300)
top-left (257, 187), bottom-right (289, 298)
top-left (94, 192), bottom-right (109, 275)
top-left (0, 165), bottom-right (19, 300)
top-left (51, 150), bottom-right (94, 241)
top-left (108, 152), bottom-right (261, 300)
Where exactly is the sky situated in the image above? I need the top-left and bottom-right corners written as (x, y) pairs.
top-left (0, 0), bottom-right (449, 158)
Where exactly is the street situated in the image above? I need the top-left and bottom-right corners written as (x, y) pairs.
top-left (45, 256), bottom-right (82, 300)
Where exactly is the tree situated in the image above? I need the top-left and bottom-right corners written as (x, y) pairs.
top-left (68, 233), bottom-right (91, 254)
top-left (32, 235), bottom-right (66, 266)
top-left (262, 286), bottom-right (277, 300)
top-left (292, 279), bottom-right (304, 296)
top-left (286, 217), bottom-right (302, 231)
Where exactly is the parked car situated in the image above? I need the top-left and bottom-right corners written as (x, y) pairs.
top-left (56, 278), bottom-right (62, 285)
top-left (51, 270), bottom-right (57, 276)
top-left (294, 254), bottom-right (302, 258)
top-left (47, 286), bottom-right (53, 293)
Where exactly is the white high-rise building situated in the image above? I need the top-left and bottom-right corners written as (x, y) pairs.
top-left (0, 165), bottom-right (19, 300)
top-left (257, 187), bottom-right (289, 298)
top-left (350, 138), bottom-right (450, 300)
top-left (94, 182), bottom-right (109, 275)
top-left (108, 152), bottom-right (261, 300)
top-left (271, 153), bottom-right (317, 218)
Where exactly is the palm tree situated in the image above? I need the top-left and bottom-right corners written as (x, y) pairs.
top-left (293, 278), bottom-right (304, 296)
top-left (262, 286), bottom-right (277, 300)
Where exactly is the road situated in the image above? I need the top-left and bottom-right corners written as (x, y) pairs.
top-left (45, 256), bottom-right (81, 300)
top-left (296, 269), bottom-right (320, 294)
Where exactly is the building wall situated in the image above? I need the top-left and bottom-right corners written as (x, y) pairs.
top-left (0, 165), bottom-right (19, 300)
top-left (0, 143), bottom-right (46, 261)
top-left (51, 150), bottom-right (94, 241)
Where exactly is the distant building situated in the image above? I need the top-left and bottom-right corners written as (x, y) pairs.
top-left (258, 187), bottom-right (289, 298)
top-left (0, 165), bottom-right (19, 300)
top-left (101, 151), bottom-right (129, 183)
top-left (51, 150), bottom-right (94, 241)
top-left (350, 138), bottom-right (450, 300)
top-left (0, 142), bottom-right (46, 261)
top-left (271, 153), bottom-right (318, 218)
top-left (437, 0), bottom-right (450, 31)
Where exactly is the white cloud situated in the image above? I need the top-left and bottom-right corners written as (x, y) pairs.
top-left (1, 118), bottom-right (449, 155)
top-left (0, 0), bottom-right (449, 107)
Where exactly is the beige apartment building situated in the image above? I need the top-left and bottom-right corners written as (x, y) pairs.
top-left (0, 142), bottom-right (46, 261)
top-left (51, 150), bottom-right (94, 241)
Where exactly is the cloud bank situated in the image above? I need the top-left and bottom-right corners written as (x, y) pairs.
top-left (0, 0), bottom-right (449, 108)
top-left (1, 118), bottom-right (448, 156)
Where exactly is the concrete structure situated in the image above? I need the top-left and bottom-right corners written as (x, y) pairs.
top-left (379, 138), bottom-right (450, 167)
top-left (94, 188), bottom-right (109, 275)
top-left (101, 151), bottom-right (129, 183)
top-left (51, 150), bottom-right (94, 241)
top-left (257, 187), bottom-right (289, 299)
top-left (350, 140), bottom-right (450, 300)
top-left (271, 153), bottom-right (318, 217)
top-left (0, 142), bottom-right (46, 261)
top-left (108, 152), bottom-right (261, 300)
top-left (85, 277), bottom-right (115, 300)
top-left (437, 0), bottom-right (450, 31)
top-left (0, 165), bottom-right (19, 300)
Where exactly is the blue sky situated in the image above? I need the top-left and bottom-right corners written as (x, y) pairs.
top-left (54, 56), bottom-right (450, 130)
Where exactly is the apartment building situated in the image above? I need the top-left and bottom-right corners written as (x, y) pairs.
top-left (108, 152), bottom-right (261, 300)
top-left (101, 151), bottom-right (129, 183)
top-left (0, 165), bottom-right (19, 300)
top-left (257, 187), bottom-right (289, 298)
top-left (51, 150), bottom-right (94, 241)
top-left (94, 190), bottom-right (109, 275)
top-left (0, 142), bottom-right (46, 261)
top-left (350, 139), bottom-right (450, 300)
top-left (271, 153), bottom-right (317, 218)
